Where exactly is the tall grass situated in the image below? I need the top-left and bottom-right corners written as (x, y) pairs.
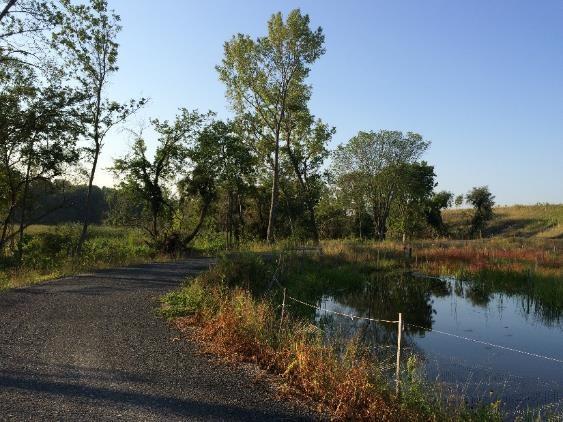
top-left (0, 224), bottom-right (160, 290)
top-left (320, 238), bottom-right (562, 280)
top-left (161, 254), bottom-right (502, 421)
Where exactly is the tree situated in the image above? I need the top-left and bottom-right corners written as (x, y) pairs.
top-left (454, 194), bottom-right (464, 207)
top-left (0, 62), bottom-right (80, 254)
top-left (466, 186), bottom-right (495, 237)
top-left (190, 120), bottom-right (254, 246)
top-left (54, 0), bottom-right (145, 254)
top-left (332, 130), bottom-right (430, 240)
top-left (111, 110), bottom-right (208, 247)
top-left (390, 162), bottom-right (436, 241)
top-left (281, 110), bottom-right (332, 242)
top-left (425, 190), bottom-right (453, 236)
top-left (1, 0), bottom-right (63, 66)
top-left (217, 9), bottom-right (325, 242)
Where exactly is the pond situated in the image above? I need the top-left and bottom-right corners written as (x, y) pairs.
top-left (285, 269), bottom-right (563, 414)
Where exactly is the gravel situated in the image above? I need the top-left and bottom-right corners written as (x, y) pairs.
top-left (0, 260), bottom-right (316, 421)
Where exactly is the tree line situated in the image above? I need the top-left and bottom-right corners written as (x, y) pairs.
top-left (1, 1), bottom-right (495, 259)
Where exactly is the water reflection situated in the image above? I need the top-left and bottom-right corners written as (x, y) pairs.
top-left (285, 269), bottom-right (563, 410)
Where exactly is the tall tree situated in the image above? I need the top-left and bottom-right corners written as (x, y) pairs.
top-left (390, 162), bottom-right (436, 241)
top-left (217, 9), bottom-right (325, 242)
top-left (332, 130), bottom-right (430, 240)
top-left (425, 190), bottom-right (453, 236)
top-left (54, 0), bottom-right (145, 254)
top-left (190, 120), bottom-right (254, 246)
top-left (0, 62), bottom-right (79, 254)
top-left (282, 111), bottom-right (332, 242)
top-left (1, 0), bottom-right (63, 67)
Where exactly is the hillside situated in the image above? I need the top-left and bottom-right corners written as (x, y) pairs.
top-left (443, 204), bottom-right (563, 239)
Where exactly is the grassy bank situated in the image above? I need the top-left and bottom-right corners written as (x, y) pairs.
top-left (161, 254), bottom-right (504, 421)
top-left (320, 237), bottom-right (561, 280)
top-left (0, 224), bottom-right (160, 290)
top-left (443, 203), bottom-right (563, 239)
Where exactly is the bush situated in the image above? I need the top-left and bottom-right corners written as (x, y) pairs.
top-left (161, 278), bottom-right (216, 318)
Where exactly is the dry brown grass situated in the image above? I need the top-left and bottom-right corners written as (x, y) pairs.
top-left (320, 238), bottom-right (562, 280)
top-left (170, 284), bottom-right (407, 421)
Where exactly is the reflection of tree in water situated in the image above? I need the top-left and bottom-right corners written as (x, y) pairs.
top-left (286, 271), bottom-right (450, 353)
top-left (336, 272), bottom-right (450, 334)
top-left (284, 263), bottom-right (562, 352)
top-left (452, 275), bottom-right (563, 327)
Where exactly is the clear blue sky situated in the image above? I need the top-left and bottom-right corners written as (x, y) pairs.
top-left (98, 0), bottom-right (563, 205)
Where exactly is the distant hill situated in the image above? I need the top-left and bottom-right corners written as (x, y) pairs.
top-left (443, 204), bottom-right (563, 239)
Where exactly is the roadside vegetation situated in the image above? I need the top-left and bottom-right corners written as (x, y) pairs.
top-left (0, 224), bottom-right (155, 290)
top-left (161, 253), bottom-right (506, 421)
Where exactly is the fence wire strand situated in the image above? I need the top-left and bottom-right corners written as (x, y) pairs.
top-left (285, 294), bottom-right (563, 365)
top-left (403, 322), bottom-right (563, 364)
top-left (287, 295), bottom-right (400, 324)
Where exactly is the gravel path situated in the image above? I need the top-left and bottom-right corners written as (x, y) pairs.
top-left (0, 260), bottom-right (315, 421)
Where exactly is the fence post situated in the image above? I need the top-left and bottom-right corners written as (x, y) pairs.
top-left (279, 288), bottom-right (287, 332)
top-left (395, 312), bottom-right (403, 396)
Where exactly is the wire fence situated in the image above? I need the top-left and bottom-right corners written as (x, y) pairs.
top-left (280, 289), bottom-right (563, 414)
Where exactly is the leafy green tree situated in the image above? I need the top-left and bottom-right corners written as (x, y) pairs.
top-left (189, 120), bottom-right (254, 246)
top-left (425, 190), bottom-right (453, 236)
top-left (1, 0), bottom-right (63, 66)
top-left (466, 186), bottom-right (495, 237)
top-left (0, 63), bottom-right (80, 254)
top-left (54, 0), bottom-right (146, 254)
top-left (332, 130), bottom-right (430, 240)
top-left (111, 110), bottom-right (208, 246)
top-left (217, 9), bottom-right (325, 242)
top-left (454, 194), bottom-right (464, 207)
top-left (282, 111), bottom-right (332, 242)
top-left (390, 162), bottom-right (436, 241)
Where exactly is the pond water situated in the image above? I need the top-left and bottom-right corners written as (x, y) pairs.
top-left (286, 271), bottom-right (563, 414)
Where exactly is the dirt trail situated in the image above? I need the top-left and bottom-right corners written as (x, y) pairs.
top-left (0, 260), bottom-right (314, 421)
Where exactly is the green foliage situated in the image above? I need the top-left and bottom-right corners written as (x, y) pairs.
top-left (160, 278), bottom-right (216, 319)
top-left (217, 9), bottom-right (326, 242)
top-left (0, 224), bottom-right (155, 290)
top-left (331, 130), bottom-right (432, 240)
top-left (214, 253), bottom-right (270, 292)
top-left (466, 186), bottom-right (496, 237)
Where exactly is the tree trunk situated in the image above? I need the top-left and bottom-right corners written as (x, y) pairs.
top-left (151, 205), bottom-right (158, 240)
top-left (76, 144), bottom-right (100, 255)
top-left (266, 127), bottom-right (281, 243)
top-left (285, 136), bottom-right (319, 244)
top-left (183, 200), bottom-right (211, 246)
top-left (0, 203), bottom-right (16, 252)
top-left (16, 154), bottom-right (32, 259)
top-left (76, 83), bottom-right (103, 256)
top-left (306, 199), bottom-right (319, 243)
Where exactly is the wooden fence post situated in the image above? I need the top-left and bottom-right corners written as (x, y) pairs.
top-left (395, 312), bottom-right (403, 396)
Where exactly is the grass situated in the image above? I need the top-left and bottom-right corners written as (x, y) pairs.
top-left (0, 224), bottom-right (164, 290)
top-left (161, 254), bottom-right (504, 421)
top-left (320, 237), bottom-right (562, 280)
top-left (443, 203), bottom-right (563, 239)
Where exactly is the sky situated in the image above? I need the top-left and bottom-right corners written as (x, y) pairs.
top-left (97, 0), bottom-right (563, 205)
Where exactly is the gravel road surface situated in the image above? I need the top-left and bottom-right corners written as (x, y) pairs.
top-left (0, 260), bottom-right (315, 421)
